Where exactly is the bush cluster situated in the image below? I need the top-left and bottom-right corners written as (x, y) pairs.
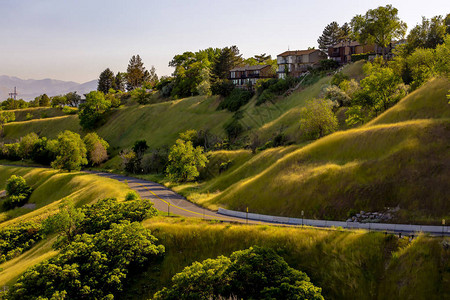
top-left (0, 222), bottom-right (43, 263)
top-left (3, 175), bottom-right (33, 210)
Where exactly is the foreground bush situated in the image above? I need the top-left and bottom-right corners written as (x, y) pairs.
top-left (7, 221), bottom-right (164, 300)
top-left (0, 222), bottom-right (43, 263)
top-left (154, 246), bottom-right (323, 300)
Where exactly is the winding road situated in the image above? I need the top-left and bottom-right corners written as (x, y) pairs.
top-left (1, 164), bottom-right (448, 236)
top-left (89, 171), bottom-right (449, 236)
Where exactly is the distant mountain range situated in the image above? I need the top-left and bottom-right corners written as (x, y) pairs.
top-left (0, 75), bottom-right (98, 101)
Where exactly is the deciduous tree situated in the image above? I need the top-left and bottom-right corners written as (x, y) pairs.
top-left (51, 130), bottom-right (88, 171)
top-left (351, 5), bottom-right (407, 57)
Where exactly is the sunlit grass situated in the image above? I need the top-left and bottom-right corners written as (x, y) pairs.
top-left (0, 166), bottom-right (133, 227)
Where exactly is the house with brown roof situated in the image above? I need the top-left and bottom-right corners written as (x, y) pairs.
top-left (276, 49), bottom-right (327, 79)
top-left (229, 65), bottom-right (274, 89)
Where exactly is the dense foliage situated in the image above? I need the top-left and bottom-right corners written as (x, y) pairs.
top-left (154, 246), bottom-right (324, 300)
top-left (7, 221), bottom-right (164, 300)
top-left (166, 133), bottom-right (208, 182)
top-left (0, 222), bottom-right (42, 263)
top-left (3, 175), bottom-right (33, 210)
top-left (51, 130), bottom-right (88, 171)
top-left (6, 196), bottom-right (161, 299)
top-left (299, 99), bottom-right (338, 139)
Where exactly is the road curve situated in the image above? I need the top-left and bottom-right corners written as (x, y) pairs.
top-left (86, 171), bottom-right (257, 224)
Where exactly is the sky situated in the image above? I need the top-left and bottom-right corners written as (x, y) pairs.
top-left (0, 0), bottom-right (449, 83)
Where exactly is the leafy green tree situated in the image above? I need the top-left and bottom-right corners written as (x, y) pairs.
top-left (0, 110), bottom-right (15, 136)
top-left (114, 71), bottom-right (127, 92)
top-left (406, 15), bottom-right (446, 53)
top-left (7, 221), bottom-right (164, 300)
top-left (97, 68), bottom-right (116, 94)
top-left (64, 91), bottom-right (81, 107)
top-left (358, 61), bottom-right (408, 114)
top-left (406, 48), bottom-right (436, 89)
top-left (351, 5), bottom-right (407, 57)
top-left (51, 130), bottom-right (88, 171)
top-left (31, 137), bottom-right (57, 165)
top-left (345, 105), bottom-right (366, 127)
top-left (38, 94), bottom-right (50, 107)
top-left (0, 222), bottom-right (43, 263)
top-left (166, 136), bottom-right (208, 182)
top-left (83, 132), bottom-right (109, 165)
top-left (127, 54), bottom-right (148, 90)
top-left (50, 95), bottom-right (67, 108)
top-left (299, 99), bottom-right (338, 139)
top-left (155, 246), bottom-right (323, 300)
top-left (43, 200), bottom-right (85, 244)
top-left (79, 91), bottom-right (111, 129)
top-left (19, 132), bottom-right (39, 159)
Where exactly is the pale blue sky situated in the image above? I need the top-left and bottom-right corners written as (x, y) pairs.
top-left (1, 0), bottom-right (448, 82)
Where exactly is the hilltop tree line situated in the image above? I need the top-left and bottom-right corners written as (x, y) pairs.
top-left (318, 5), bottom-right (449, 57)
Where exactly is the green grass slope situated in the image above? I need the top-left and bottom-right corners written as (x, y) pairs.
top-left (127, 218), bottom-right (449, 300)
top-left (176, 79), bottom-right (450, 224)
top-left (184, 119), bottom-right (449, 224)
top-left (0, 165), bottom-right (132, 227)
top-left (2, 115), bottom-right (80, 142)
top-left (9, 107), bottom-right (67, 122)
top-left (368, 77), bottom-right (450, 125)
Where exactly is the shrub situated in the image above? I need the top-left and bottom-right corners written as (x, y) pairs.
top-left (62, 106), bottom-right (77, 115)
top-left (3, 175), bottom-right (32, 209)
top-left (25, 113), bottom-right (33, 120)
top-left (83, 132), bottom-right (109, 166)
top-left (125, 191), bottom-right (140, 201)
top-left (211, 79), bottom-right (235, 97)
top-left (256, 89), bottom-right (276, 106)
top-left (0, 222), bottom-right (43, 263)
top-left (218, 89), bottom-right (253, 112)
top-left (331, 72), bottom-right (349, 86)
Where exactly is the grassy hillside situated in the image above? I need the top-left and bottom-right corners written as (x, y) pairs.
top-left (2, 115), bottom-right (80, 142)
top-left (368, 77), bottom-right (450, 125)
top-left (0, 165), bottom-right (132, 227)
top-left (8, 107), bottom-right (67, 122)
top-left (124, 218), bottom-right (449, 300)
top-left (173, 78), bottom-right (450, 224)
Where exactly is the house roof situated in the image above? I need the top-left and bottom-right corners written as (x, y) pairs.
top-left (230, 65), bottom-right (270, 72)
top-left (277, 49), bottom-right (321, 57)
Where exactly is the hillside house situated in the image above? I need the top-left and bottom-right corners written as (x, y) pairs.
top-left (276, 49), bottom-right (327, 79)
top-left (229, 65), bottom-right (274, 89)
top-left (328, 41), bottom-right (400, 64)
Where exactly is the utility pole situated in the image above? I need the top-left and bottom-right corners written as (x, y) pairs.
top-left (8, 87), bottom-right (18, 100)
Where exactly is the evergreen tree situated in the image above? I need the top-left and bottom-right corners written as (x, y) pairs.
top-left (317, 22), bottom-right (342, 52)
top-left (114, 72), bottom-right (127, 92)
top-left (39, 94), bottom-right (50, 107)
top-left (97, 68), bottom-right (115, 94)
top-left (212, 46), bottom-right (243, 80)
top-left (126, 55), bottom-right (147, 91)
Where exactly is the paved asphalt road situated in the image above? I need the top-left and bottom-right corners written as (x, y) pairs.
top-left (1, 165), bottom-right (447, 235)
top-left (87, 171), bottom-right (257, 224)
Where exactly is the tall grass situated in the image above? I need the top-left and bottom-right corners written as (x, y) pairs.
top-left (126, 218), bottom-right (448, 300)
